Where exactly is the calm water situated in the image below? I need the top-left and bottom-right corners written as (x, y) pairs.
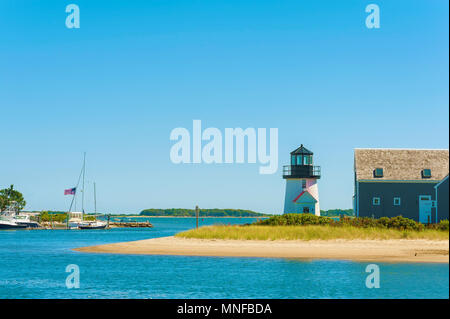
top-left (0, 217), bottom-right (448, 299)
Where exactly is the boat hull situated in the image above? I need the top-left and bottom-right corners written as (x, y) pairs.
top-left (16, 222), bottom-right (41, 228)
top-left (0, 223), bottom-right (28, 230)
top-left (78, 225), bottom-right (107, 230)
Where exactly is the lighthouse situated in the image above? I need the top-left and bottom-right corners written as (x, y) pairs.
top-left (282, 145), bottom-right (321, 215)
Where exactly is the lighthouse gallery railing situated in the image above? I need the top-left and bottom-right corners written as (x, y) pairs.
top-left (282, 165), bottom-right (321, 178)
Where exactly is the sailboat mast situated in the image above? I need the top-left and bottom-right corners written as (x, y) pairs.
top-left (94, 182), bottom-right (97, 215)
top-left (82, 152), bottom-right (86, 216)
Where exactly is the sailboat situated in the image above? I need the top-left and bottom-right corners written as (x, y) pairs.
top-left (79, 182), bottom-right (107, 229)
top-left (66, 153), bottom-right (107, 230)
top-left (78, 219), bottom-right (107, 230)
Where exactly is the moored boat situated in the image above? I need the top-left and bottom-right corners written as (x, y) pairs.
top-left (13, 214), bottom-right (41, 228)
top-left (78, 220), bottom-right (107, 230)
top-left (0, 217), bottom-right (28, 230)
top-left (1, 201), bottom-right (40, 229)
top-left (65, 153), bottom-right (109, 230)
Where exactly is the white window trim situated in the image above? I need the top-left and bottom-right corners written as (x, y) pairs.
top-left (372, 197), bottom-right (380, 206)
top-left (393, 197), bottom-right (401, 206)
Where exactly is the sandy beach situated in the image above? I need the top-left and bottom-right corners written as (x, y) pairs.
top-left (74, 236), bottom-right (449, 263)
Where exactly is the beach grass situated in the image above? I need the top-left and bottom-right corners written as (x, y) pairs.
top-left (175, 225), bottom-right (449, 241)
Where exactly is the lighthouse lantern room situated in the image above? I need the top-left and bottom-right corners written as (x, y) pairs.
top-left (282, 145), bottom-right (321, 215)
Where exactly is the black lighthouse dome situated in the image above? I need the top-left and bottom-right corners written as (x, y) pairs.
top-left (283, 144), bottom-right (321, 179)
top-left (291, 144), bottom-right (314, 165)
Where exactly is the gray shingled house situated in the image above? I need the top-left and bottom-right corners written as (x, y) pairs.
top-left (434, 175), bottom-right (449, 222)
top-left (353, 149), bottom-right (449, 223)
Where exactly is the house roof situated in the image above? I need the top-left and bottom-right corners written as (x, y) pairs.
top-left (291, 144), bottom-right (313, 155)
top-left (434, 174), bottom-right (449, 189)
top-left (293, 190), bottom-right (317, 203)
top-left (354, 148), bottom-right (449, 181)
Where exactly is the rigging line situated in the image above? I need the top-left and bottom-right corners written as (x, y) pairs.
top-left (82, 152), bottom-right (86, 213)
top-left (68, 155), bottom-right (85, 213)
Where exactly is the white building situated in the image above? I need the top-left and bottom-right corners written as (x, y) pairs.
top-left (282, 145), bottom-right (321, 215)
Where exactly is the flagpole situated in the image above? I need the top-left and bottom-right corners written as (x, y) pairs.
top-left (67, 192), bottom-right (75, 230)
top-left (68, 158), bottom-right (84, 213)
top-left (65, 187), bottom-right (78, 229)
top-left (66, 153), bottom-right (85, 228)
top-left (68, 191), bottom-right (76, 212)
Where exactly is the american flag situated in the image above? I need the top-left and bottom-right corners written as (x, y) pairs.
top-left (64, 187), bottom-right (76, 195)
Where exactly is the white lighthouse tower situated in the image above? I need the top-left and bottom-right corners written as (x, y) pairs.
top-left (282, 145), bottom-right (321, 215)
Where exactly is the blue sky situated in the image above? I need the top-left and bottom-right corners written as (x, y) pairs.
top-left (0, 0), bottom-right (448, 214)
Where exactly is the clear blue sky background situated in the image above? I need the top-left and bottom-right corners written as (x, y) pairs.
top-left (0, 0), bottom-right (448, 214)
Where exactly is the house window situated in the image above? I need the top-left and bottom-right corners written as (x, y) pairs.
top-left (422, 169), bottom-right (432, 178)
top-left (372, 197), bottom-right (380, 205)
top-left (393, 197), bottom-right (401, 206)
top-left (373, 168), bottom-right (383, 178)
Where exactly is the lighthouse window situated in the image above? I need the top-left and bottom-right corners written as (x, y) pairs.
top-left (297, 155), bottom-right (303, 165)
top-left (291, 156), bottom-right (296, 165)
top-left (372, 197), bottom-right (380, 206)
top-left (304, 155), bottom-right (312, 165)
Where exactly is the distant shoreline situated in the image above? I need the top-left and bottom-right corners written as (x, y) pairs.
top-left (74, 236), bottom-right (449, 263)
top-left (111, 216), bottom-right (270, 218)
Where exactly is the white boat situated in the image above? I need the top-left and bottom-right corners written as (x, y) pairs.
top-left (78, 220), bottom-right (107, 230)
top-left (13, 214), bottom-right (40, 228)
top-left (0, 203), bottom-right (40, 229)
top-left (0, 217), bottom-right (27, 230)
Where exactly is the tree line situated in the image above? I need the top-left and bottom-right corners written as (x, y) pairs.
top-left (140, 208), bottom-right (354, 217)
top-left (140, 208), bottom-right (270, 217)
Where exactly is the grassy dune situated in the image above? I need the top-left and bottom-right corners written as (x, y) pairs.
top-left (176, 225), bottom-right (449, 241)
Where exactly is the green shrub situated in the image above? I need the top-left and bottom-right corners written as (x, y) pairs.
top-left (255, 214), bottom-right (445, 232)
top-left (257, 213), bottom-right (331, 226)
top-left (375, 216), bottom-right (423, 231)
top-left (377, 217), bottom-right (391, 228)
top-left (340, 217), bottom-right (378, 228)
top-left (438, 220), bottom-right (449, 231)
